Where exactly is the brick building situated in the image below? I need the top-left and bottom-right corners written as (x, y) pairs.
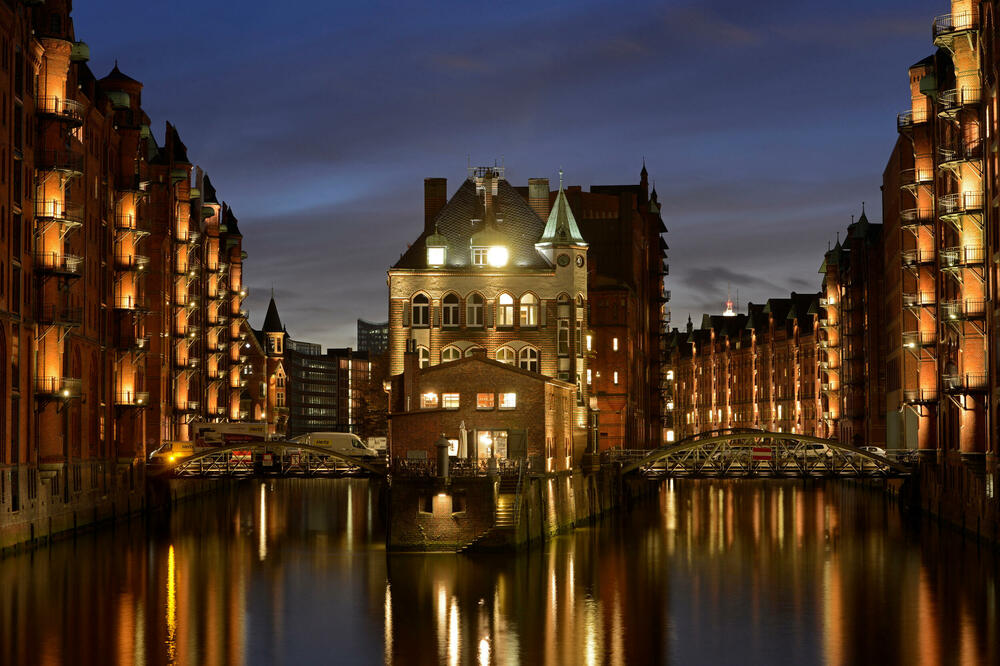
top-left (0, 1), bottom-right (254, 549)
top-left (388, 350), bottom-right (577, 471)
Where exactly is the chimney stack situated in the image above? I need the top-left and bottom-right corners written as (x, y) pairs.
top-left (424, 178), bottom-right (447, 234)
top-left (528, 178), bottom-right (550, 219)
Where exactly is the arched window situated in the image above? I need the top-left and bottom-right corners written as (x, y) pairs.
top-left (496, 347), bottom-right (516, 364)
top-left (519, 293), bottom-right (538, 327)
top-left (518, 346), bottom-right (539, 372)
top-left (412, 293), bottom-right (429, 327)
top-left (497, 293), bottom-right (515, 327)
top-left (441, 346), bottom-right (461, 363)
top-left (465, 346), bottom-right (484, 357)
top-left (442, 293), bottom-right (459, 327)
top-left (467, 293), bottom-right (484, 327)
top-left (418, 346), bottom-right (430, 368)
top-left (576, 294), bottom-right (585, 314)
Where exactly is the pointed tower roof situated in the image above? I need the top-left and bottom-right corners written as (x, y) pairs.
top-left (536, 171), bottom-right (586, 247)
top-left (262, 295), bottom-right (283, 333)
top-left (100, 62), bottom-right (142, 87)
top-left (202, 174), bottom-right (219, 205)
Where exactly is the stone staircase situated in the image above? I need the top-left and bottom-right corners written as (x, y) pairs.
top-left (461, 472), bottom-right (523, 552)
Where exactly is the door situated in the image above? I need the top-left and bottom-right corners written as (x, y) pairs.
top-left (508, 429), bottom-right (526, 460)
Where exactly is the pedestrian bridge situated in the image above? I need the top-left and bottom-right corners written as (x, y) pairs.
top-left (608, 428), bottom-right (915, 478)
top-left (148, 441), bottom-right (387, 479)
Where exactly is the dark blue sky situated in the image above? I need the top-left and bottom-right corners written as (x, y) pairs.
top-left (72, 0), bottom-right (942, 347)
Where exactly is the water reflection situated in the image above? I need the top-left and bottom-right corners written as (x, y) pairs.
top-left (0, 479), bottom-right (997, 665)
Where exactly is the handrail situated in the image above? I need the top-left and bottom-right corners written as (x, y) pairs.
top-left (512, 459), bottom-right (526, 529)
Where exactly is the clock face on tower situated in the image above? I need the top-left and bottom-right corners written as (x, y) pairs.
top-left (557, 254), bottom-right (570, 267)
top-left (576, 255), bottom-right (585, 268)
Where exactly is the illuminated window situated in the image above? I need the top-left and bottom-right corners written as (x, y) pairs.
top-left (412, 293), bottom-right (429, 326)
top-left (586, 334), bottom-right (592, 352)
top-left (499, 392), bottom-right (516, 409)
top-left (496, 347), bottom-right (516, 364)
top-left (497, 293), bottom-right (515, 327)
top-left (519, 293), bottom-right (538, 326)
top-left (612, 337), bottom-right (619, 351)
top-left (666, 370), bottom-right (674, 380)
top-left (442, 393), bottom-right (460, 409)
top-left (586, 368), bottom-right (592, 385)
top-left (576, 321), bottom-right (583, 355)
top-left (477, 393), bottom-right (495, 410)
top-left (420, 392), bottom-right (439, 408)
top-left (467, 293), bottom-right (484, 326)
top-left (447, 439), bottom-right (459, 456)
top-left (613, 371), bottom-right (619, 385)
top-left (464, 346), bottom-right (484, 357)
top-left (442, 293), bottom-right (459, 327)
top-left (418, 346), bottom-right (430, 368)
top-left (487, 246), bottom-right (508, 267)
top-left (518, 346), bottom-right (539, 372)
top-left (666, 430), bottom-right (675, 443)
top-left (441, 346), bottom-right (461, 363)
top-left (277, 391), bottom-right (285, 406)
top-left (472, 248), bottom-right (488, 266)
top-left (558, 320), bottom-right (570, 355)
top-left (427, 246), bottom-right (445, 266)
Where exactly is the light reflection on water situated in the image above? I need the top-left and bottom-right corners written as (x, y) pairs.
top-left (0, 479), bottom-right (997, 665)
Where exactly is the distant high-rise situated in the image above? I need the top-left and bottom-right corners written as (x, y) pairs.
top-left (357, 319), bottom-right (389, 355)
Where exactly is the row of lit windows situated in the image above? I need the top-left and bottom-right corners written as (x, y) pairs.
top-left (409, 292), bottom-right (585, 328)
top-left (417, 345), bottom-right (539, 372)
top-left (420, 391), bottom-right (517, 410)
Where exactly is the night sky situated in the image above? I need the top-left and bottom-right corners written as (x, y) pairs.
top-left (72, 0), bottom-right (942, 348)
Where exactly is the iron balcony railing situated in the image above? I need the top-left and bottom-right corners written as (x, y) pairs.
top-left (933, 12), bottom-right (978, 40)
top-left (117, 335), bottom-right (150, 351)
top-left (175, 401), bottom-right (200, 413)
top-left (35, 376), bottom-right (82, 398)
top-left (903, 389), bottom-right (938, 404)
top-left (941, 298), bottom-right (986, 320)
top-left (114, 212), bottom-right (147, 233)
top-left (897, 109), bottom-right (930, 131)
top-left (938, 139), bottom-right (983, 166)
top-left (114, 391), bottom-right (149, 407)
top-left (35, 199), bottom-right (83, 226)
top-left (114, 253), bottom-right (150, 271)
top-left (902, 292), bottom-right (936, 308)
top-left (35, 305), bottom-right (83, 326)
top-left (901, 249), bottom-right (935, 267)
top-left (900, 207), bottom-right (934, 227)
top-left (942, 373), bottom-right (988, 393)
top-left (938, 87), bottom-right (982, 113)
top-left (35, 149), bottom-right (84, 174)
top-left (939, 245), bottom-right (984, 269)
top-left (113, 294), bottom-right (147, 311)
top-left (899, 167), bottom-right (934, 188)
top-left (938, 191), bottom-right (984, 217)
top-left (902, 331), bottom-right (936, 348)
top-left (34, 251), bottom-right (83, 276)
top-left (36, 97), bottom-right (85, 125)
top-left (174, 356), bottom-right (199, 370)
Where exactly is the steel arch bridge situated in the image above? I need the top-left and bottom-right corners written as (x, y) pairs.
top-left (148, 441), bottom-right (387, 479)
top-left (610, 428), bottom-right (915, 478)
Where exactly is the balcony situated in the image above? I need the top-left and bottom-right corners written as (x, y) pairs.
top-left (938, 191), bottom-right (984, 219)
top-left (899, 167), bottom-right (933, 190)
top-left (901, 249), bottom-right (935, 268)
top-left (174, 356), bottom-right (199, 370)
top-left (117, 334), bottom-right (150, 352)
top-left (942, 373), bottom-right (988, 393)
top-left (938, 87), bottom-right (982, 116)
top-left (35, 200), bottom-right (83, 228)
top-left (174, 260), bottom-right (201, 277)
top-left (114, 212), bottom-right (148, 235)
top-left (938, 139), bottom-right (982, 168)
top-left (902, 331), bottom-right (936, 349)
top-left (34, 251), bottom-right (83, 277)
top-left (113, 295), bottom-right (148, 311)
top-left (941, 298), bottom-right (986, 320)
top-left (114, 391), bottom-right (149, 407)
top-left (900, 207), bottom-right (934, 229)
top-left (36, 96), bottom-right (85, 126)
top-left (35, 305), bottom-right (83, 327)
top-left (939, 245), bottom-right (984, 270)
top-left (176, 324), bottom-right (200, 338)
top-left (35, 376), bottom-right (81, 399)
top-left (933, 12), bottom-right (978, 43)
top-left (114, 253), bottom-right (150, 271)
top-left (175, 401), bottom-right (200, 413)
top-left (35, 149), bottom-right (84, 175)
top-left (903, 389), bottom-right (939, 404)
top-left (902, 292), bottom-right (936, 308)
top-left (897, 109), bottom-right (930, 132)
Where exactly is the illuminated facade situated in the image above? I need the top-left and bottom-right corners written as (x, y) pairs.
top-left (0, 1), bottom-right (252, 549)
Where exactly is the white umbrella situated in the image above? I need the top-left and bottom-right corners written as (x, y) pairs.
top-left (458, 421), bottom-right (468, 458)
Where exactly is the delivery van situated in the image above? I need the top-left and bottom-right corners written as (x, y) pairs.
top-left (291, 432), bottom-right (380, 459)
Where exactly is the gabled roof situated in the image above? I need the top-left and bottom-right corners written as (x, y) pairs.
top-left (417, 352), bottom-right (575, 388)
top-left (99, 63), bottom-right (142, 87)
top-left (393, 178), bottom-right (549, 270)
top-left (537, 175), bottom-right (586, 247)
top-left (222, 205), bottom-right (241, 237)
top-left (166, 123), bottom-right (191, 166)
top-left (202, 174), bottom-right (219, 205)
top-left (262, 296), bottom-right (283, 333)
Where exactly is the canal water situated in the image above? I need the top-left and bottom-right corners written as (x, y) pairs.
top-left (0, 479), bottom-right (997, 665)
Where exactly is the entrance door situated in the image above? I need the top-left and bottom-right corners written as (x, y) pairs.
top-left (508, 429), bottom-right (526, 460)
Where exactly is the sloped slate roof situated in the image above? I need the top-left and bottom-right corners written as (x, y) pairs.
top-left (537, 185), bottom-right (586, 246)
top-left (393, 179), bottom-right (550, 269)
top-left (262, 297), bottom-right (283, 333)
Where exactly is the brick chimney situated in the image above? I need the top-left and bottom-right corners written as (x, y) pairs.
top-left (424, 178), bottom-right (447, 234)
top-left (528, 178), bottom-right (550, 218)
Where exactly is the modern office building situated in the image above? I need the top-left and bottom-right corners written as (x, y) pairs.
top-left (357, 319), bottom-right (388, 355)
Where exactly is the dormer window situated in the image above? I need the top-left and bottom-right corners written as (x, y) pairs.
top-left (427, 246), bottom-right (445, 266)
top-left (487, 246), bottom-right (508, 267)
top-left (473, 247), bottom-right (488, 266)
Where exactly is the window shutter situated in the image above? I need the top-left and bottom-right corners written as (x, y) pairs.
top-left (539, 301), bottom-right (547, 327)
top-left (402, 302), bottom-right (410, 327)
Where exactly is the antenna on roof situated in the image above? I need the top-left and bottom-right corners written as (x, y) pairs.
top-left (862, 201), bottom-right (866, 215)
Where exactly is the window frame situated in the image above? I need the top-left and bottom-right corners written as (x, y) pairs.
top-left (499, 392), bottom-right (517, 410)
top-left (518, 346), bottom-right (539, 372)
top-left (476, 393), bottom-right (495, 410)
top-left (441, 346), bottom-right (461, 363)
top-left (519, 293), bottom-right (538, 327)
top-left (496, 346), bottom-right (516, 365)
top-left (442, 293), bottom-right (460, 327)
top-left (442, 393), bottom-right (460, 410)
top-left (412, 293), bottom-right (430, 327)
top-left (497, 293), bottom-right (515, 327)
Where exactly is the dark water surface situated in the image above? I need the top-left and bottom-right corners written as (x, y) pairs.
top-left (0, 479), bottom-right (997, 665)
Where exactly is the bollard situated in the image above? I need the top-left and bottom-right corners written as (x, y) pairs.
top-left (435, 433), bottom-right (450, 479)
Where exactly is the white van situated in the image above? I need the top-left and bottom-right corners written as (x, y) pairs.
top-left (291, 432), bottom-right (380, 459)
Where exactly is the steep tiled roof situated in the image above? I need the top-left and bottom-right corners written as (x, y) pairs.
top-left (393, 178), bottom-right (550, 270)
top-left (537, 179), bottom-right (586, 246)
top-left (262, 297), bottom-right (283, 333)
